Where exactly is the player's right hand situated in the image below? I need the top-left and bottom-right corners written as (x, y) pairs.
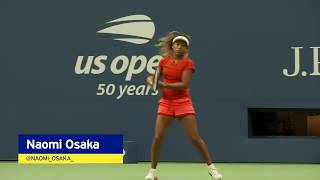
top-left (146, 75), bottom-right (154, 87)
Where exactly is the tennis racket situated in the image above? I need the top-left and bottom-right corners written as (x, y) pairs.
top-left (152, 66), bottom-right (160, 91)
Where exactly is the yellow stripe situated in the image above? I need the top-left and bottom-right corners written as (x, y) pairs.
top-left (18, 154), bottom-right (123, 164)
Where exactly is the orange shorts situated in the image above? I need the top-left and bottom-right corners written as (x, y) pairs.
top-left (157, 97), bottom-right (196, 117)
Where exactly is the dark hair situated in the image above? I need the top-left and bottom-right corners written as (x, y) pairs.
top-left (155, 31), bottom-right (191, 56)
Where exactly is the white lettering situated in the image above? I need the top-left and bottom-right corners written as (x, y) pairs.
top-left (310, 47), bottom-right (320, 76)
top-left (75, 56), bottom-right (95, 74)
top-left (117, 85), bottom-right (128, 99)
top-left (91, 55), bottom-right (107, 74)
top-left (110, 55), bottom-right (129, 74)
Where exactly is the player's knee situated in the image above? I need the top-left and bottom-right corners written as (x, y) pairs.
top-left (153, 135), bottom-right (164, 143)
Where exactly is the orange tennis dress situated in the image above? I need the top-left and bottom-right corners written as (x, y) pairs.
top-left (157, 56), bottom-right (196, 117)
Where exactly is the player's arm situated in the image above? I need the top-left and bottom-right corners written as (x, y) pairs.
top-left (156, 68), bottom-right (162, 85)
top-left (159, 69), bottom-right (193, 90)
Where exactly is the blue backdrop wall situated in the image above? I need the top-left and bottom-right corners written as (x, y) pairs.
top-left (1, 0), bottom-right (320, 162)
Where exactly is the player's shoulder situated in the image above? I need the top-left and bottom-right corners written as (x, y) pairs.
top-left (160, 55), bottom-right (170, 64)
top-left (184, 57), bottom-right (194, 64)
top-left (162, 55), bottom-right (171, 61)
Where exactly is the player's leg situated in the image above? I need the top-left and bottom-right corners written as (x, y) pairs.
top-left (179, 115), bottom-right (212, 164)
top-left (179, 115), bottom-right (222, 180)
top-left (151, 114), bottom-right (174, 168)
top-left (145, 114), bottom-right (174, 180)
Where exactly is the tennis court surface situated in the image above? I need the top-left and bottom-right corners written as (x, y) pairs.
top-left (1, 162), bottom-right (319, 180)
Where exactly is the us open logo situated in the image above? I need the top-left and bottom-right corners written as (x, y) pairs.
top-left (74, 14), bottom-right (161, 99)
top-left (97, 14), bottom-right (155, 44)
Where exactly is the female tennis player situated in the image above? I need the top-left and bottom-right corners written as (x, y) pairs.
top-left (145, 31), bottom-right (222, 180)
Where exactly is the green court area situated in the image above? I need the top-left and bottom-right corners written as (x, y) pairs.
top-left (0, 162), bottom-right (319, 180)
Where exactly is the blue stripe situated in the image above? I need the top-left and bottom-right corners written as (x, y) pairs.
top-left (19, 134), bottom-right (123, 154)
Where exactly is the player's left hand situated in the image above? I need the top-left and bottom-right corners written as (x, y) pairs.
top-left (158, 81), bottom-right (167, 89)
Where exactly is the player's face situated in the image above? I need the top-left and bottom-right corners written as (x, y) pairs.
top-left (172, 41), bottom-right (188, 57)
